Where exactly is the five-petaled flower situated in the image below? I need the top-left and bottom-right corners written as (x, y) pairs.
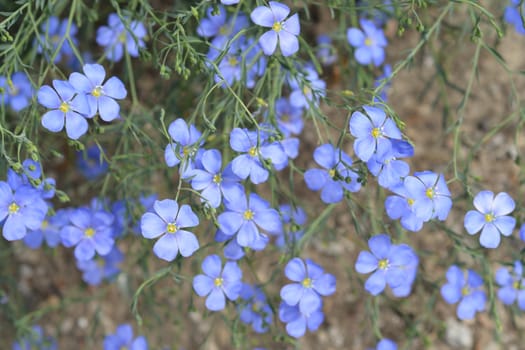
top-left (347, 18), bottom-right (387, 66)
top-left (441, 265), bottom-right (486, 320)
top-left (250, 1), bottom-right (300, 56)
top-left (140, 199), bottom-right (200, 262)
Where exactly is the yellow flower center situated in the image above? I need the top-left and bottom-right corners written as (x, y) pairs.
top-left (407, 198), bottom-right (415, 206)
top-left (272, 22), bottom-right (282, 32)
top-left (84, 227), bottom-right (95, 238)
top-left (41, 220), bottom-right (49, 229)
top-left (8, 202), bottom-right (19, 214)
top-left (8, 82), bottom-right (19, 96)
top-left (252, 301), bottom-right (262, 312)
top-left (51, 35), bottom-right (60, 43)
top-left (118, 32), bottom-right (127, 43)
top-left (248, 147), bottom-right (258, 157)
top-left (378, 259), bottom-right (389, 270)
top-left (328, 168), bottom-right (336, 179)
top-left (213, 174), bottom-right (222, 184)
top-left (167, 223), bottom-right (178, 233)
top-left (219, 25), bottom-right (229, 36)
top-left (243, 209), bottom-right (254, 220)
top-left (92, 86), bottom-right (102, 98)
top-left (513, 280), bottom-right (521, 290)
top-left (425, 188), bottom-right (435, 199)
top-left (302, 86), bottom-right (312, 96)
top-left (214, 277), bottom-right (223, 287)
top-left (371, 127), bottom-right (381, 138)
top-left (302, 277), bottom-right (313, 288)
top-left (484, 213), bottom-right (494, 223)
top-left (280, 113), bottom-right (290, 122)
top-left (59, 101), bottom-right (70, 113)
top-left (461, 286), bottom-right (470, 296)
top-left (364, 37), bottom-right (373, 46)
top-left (182, 147), bottom-right (190, 157)
top-left (228, 56), bottom-right (238, 67)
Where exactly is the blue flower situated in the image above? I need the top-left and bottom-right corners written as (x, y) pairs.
top-left (140, 199), bottom-right (199, 261)
top-left (250, 2), bottom-right (300, 56)
top-left (495, 261), bottom-right (525, 310)
top-left (374, 339), bottom-right (397, 350)
top-left (61, 207), bottom-right (115, 261)
top-left (103, 324), bottom-right (148, 350)
top-left (238, 283), bottom-right (273, 333)
top-left (274, 97), bottom-right (304, 137)
top-left (96, 14), bottom-right (147, 62)
top-left (37, 80), bottom-right (90, 139)
top-left (190, 149), bottom-right (243, 208)
top-left (77, 246), bottom-right (124, 286)
top-left (441, 265), bottom-right (486, 320)
top-left (304, 143), bottom-right (361, 203)
top-left (385, 183), bottom-right (424, 232)
top-left (355, 234), bottom-right (418, 297)
top-left (221, 0), bottom-right (240, 4)
top-left (464, 190), bottom-right (516, 249)
top-left (23, 208), bottom-right (67, 249)
top-left (218, 191), bottom-right (281, 249)
top-left (197, 6), bottom-right (249, 49)
top-left (347, 18), bottom-right (387, 66)
top-left (69, 64), bottom-right (127, 122)
top-left (36, 16), bottom-right (78, 63)
top-left (288, 66), bottom-right (326, 109)
top-left (274, 204), bottom-right (306, 249)
top-left (367, 139), bottom-right (413, 188)
top-left (76, 144), bottom-right (109, 179)
top-left (278, 301), bottom-right (324, 338)
top-left (0, 180), bottom-right (48, 241)
top-left (164, 118), bottom-right (203, 175)
top-left (193, 254), bottom-right (243, 311)
top-left (229, 128), bottom-right (273, 184)
top-left (505, 0), bottom-right (525, 35)
top-left (12, 325), bottom-right (57, 350)
top-left (349, 105), bottom-right (402, 162)
top-left (280, 258), bottom-right (336, 314)
top-left (316, 34), bottom-right (337, 66)
top-left (403, 171), bottom-right (452, 222)
top-left (0, 72), bottom-right (33, 111)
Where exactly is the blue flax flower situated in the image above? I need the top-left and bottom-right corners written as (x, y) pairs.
top-left (61, 207), bottom-right (115, 261)
top-left (96, 14), bottom-right (147, 62)
top-left (505, 0), bottom-right (525, 35)
top-left (316, 34), bottom-right (338, 66)
top-left (278, 301), bottom-right (324, 338)
top-left (464, 190), bottom-right (516, 249)
top-left (288, 65), bottom-right (326, 109)
top-left (0, 72), bottom-right (33, 111)
top-left (193, 254), bottom-right (243, 311)
top-left (403, 171), bottom-right (452, 222)
top-left (274, 97), bottom-right (304, 137)
top-left (367, 139), bottom-right (413, 188)
top-left (304, 143), bottom-right (361, 203)
top-left (250, 2), bottom-right (300, 56)
top-left (275, 204), bottom-right (306, 249)
top-left (347, 18), bottom-right (387, 66)
top-left (37, 80), bottom-right (90, 139)
top-left (441, 265), bottom-right (486, 320)
top-left (349, 105), bottom-right (402, 162)
top-left (280, 258), bottom-right (336, 314)
top-left (140, 199), bottom-right (199, 261)
top-left (191, 149), bottom-right (243, 208)
top-left (77, 246), bottom-right (124, 286)
top-left (76, 144), bottom-right (109, 179)
top-left (355, 234), bottom-right (418, 297)
top-left (238, 283), bottom-right (273, 333)
top-left (24, 208), bottom-right (67, 249)
top-left (221, 0), bottom-right (240, 4)
top-left (197, 5), bottom-right (248, 49)
top-left (69, 63), bottom-right (127, 122)
top-left (12, 325), bottom-right (57, 350)
top-left (385, 183), bottom-right (424, 232)
top-left (218, 191), bottom-right (281, 249)
top-left (37, 16), bottom-right (78, 63)
top-left (372, 339), bottom-right (397, 350)
top-left (164, 118), bottom-right (203, 175)
top-left (495, 261), bottom-right (525, 310)
top-left (0, 180), bottom-right (47, 241)
top-left (103, 324), bottom-right (148, 350)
